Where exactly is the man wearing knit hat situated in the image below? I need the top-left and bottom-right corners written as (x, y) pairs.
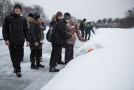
top-left (2, 4), bottom-right (30, 77)
top-left (49, 12), bottom-right (73, 72)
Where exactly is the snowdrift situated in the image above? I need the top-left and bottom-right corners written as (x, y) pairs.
top-left (41, 28), bottom-right (134, 90)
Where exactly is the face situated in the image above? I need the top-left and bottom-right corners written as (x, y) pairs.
top-left (65, 19), bottom-right (70, 23)
top-left (72, 22), bottom-right (77, 26)
top-left (57, 16), bottom-right (62, 20)
top-left (38, 18), bottom-right (40, 22)
top-left (14, 8), bottom-right (21, 15)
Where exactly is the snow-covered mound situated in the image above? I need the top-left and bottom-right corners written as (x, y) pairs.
top-left (41, 28), bottom-right (134, 90)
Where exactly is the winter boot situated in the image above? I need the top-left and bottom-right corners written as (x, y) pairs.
top-left (31, 60), bottom-right (39, 70)
top-left (36, 60), bottom-right (44, 68)
top-left (49, 66), bottom-right (59, 72)
top-left (16, 72), bottom-right (22, 78)
top-left (57, 60), bottom-right (65, 65)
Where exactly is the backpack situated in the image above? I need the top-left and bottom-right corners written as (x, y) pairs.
top-left (46, 22), bottom-right (60, 42)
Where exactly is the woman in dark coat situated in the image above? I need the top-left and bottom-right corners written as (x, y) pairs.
top-left (28, 12), bottom-right (44, 70)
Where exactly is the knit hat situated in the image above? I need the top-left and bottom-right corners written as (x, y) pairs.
top-left (14, 4), bottom-right (22, 11)
top-left (83, 18), bottom-right (86, 21)
top-left (28, 12), bottom-right (40, 19)
top-left (56, 11), bottom-right (63, 17)
top-left (40, 21), bottom-right (44, 25)
top-left (71, 17), bottom-right (78, 23)
top-left (64, 12), bottom-right (71, 19)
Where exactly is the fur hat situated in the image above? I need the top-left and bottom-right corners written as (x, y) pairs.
top-left (64, 12), bottom-right (71, 19)
top-left (14, 4), bottom-right (22, 11)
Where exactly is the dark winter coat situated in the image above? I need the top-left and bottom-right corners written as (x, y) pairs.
top-left (79, 21), bottom-right (85, 30)
top-left (49, 19), bottom-right (60, 27)
top-left (2, 11), bottom-right (30, 45)
top-left (28, 17), bottom-right (41, 47)
top-left (54, 19), bottom-right (72, 48)
top-left (85, 23), bottom-right (95, 34)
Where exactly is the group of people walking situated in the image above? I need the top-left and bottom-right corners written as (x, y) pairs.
top-left (2, 4), bottom-right (95, 78)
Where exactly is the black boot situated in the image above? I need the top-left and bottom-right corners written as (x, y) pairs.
top-left (57, 61), bottom-right (65, 65)
top-left (14, 68), bottom-right (16, 73)
top-left (36, 60), bottom-right (45, 68)
top-left (49, 66), bottom-right (59, 72)
top-left (36, 64), bottom-right (45, 68)
top-left (31, 60), bottom-right (39, 70)
top-left (16, 72), bottom-right (22, 78)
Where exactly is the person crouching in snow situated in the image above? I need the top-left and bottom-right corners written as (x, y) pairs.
top-left (66, 17), bottom-right (84, 62)
top-left (28, 12), bottom-right (45, 70)
top-left (85, 22), bottom-right (95, 41)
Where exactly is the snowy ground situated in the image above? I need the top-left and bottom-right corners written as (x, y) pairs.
top-left (0, 27), bottom-right (97, 90)
top-left (41, 28), bottom-right (134, 90)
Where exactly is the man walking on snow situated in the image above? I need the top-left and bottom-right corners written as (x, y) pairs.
top-left (2, 4), bottom-right (30, 77)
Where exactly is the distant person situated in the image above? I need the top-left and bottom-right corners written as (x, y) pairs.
top-left (28, 12), bottom-right (45, 70)
top-left (39, 21), bottom-right (46, 62)
top-left (85, 22), bottom-right (95, 41)
top-left (49, 13), bottom-right (73, 72)
top-left (79, 18), bottom-right (86, 38)
top-left (49, 12), bottom-right (65, 66)
top-left (2, 4), bottom-right (30, 77)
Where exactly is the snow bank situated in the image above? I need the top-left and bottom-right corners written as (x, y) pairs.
top-left (41, 28), bottom-right (134, 90)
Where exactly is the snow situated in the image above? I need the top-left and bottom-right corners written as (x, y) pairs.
top-left (41, 28), bottom-right (134, 90)
top-left (0, 26), bottom-right (86, 90)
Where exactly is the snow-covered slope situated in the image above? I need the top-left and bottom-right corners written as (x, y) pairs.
top-left (41, 28), bottom-right (134, 90)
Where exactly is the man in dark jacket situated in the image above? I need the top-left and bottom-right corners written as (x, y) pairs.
top-left (49, 12), bottom-right (65, 65)
top-left (85, 22), bottom-right (95, 41)
top-left (49, 13), bottom-right (72, 72)
top-left (2, 4), bottom-right (30, 77)
top-left (79, 18), bottom-right (86, 38)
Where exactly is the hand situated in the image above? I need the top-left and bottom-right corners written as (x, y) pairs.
top-left (80, 38), bottom-right (84, 41)
top-left (5, 40), bottom-right (10, 46)
top-left (72, 33), bottom-right (76, 37)
top-left (40, 41), bottom-right (44, 44)
top-left (26, 42), bottom-right (30, 47)
top-left (35, 42), bottom-right (39, 46)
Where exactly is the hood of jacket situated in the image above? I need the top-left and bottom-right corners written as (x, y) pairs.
top-left (28, 16), bottom-right (39, 25)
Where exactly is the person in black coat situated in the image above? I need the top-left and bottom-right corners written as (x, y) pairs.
top-left (49, 12), bottom-right (65, 65)
top-left (2, 4), bottom-right (30, 77)
top-left (79, 18), bottom-right (86, 38)
top-left (28, 12), bottom-right (45, 70)
top-left (85, 22), bottom-right (95, 41)
top-left (49, 12), bottom-right (73, 72)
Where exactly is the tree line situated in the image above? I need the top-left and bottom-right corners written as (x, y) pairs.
top-left (93, 7), bottom-right (134, 28)
top-left (0, 0), bottom-right (50, 26)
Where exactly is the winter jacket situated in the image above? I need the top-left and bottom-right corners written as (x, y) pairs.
top-left (85, 23), bottom-right (95, 34)
top-left (28, 17), bottom-right (41, 46)
top-left (2, 11), bottom-right (30, 45)
top-left (40, 25), bottom-right (45, 40)
top-left (49, 19), bottom-right (60, 27)
top-left (54, 19), bottom-right (72, 48)
top-left (66, 24), bottom-right (82, 45)
top-left (79, 21), bottom-right (85, 30)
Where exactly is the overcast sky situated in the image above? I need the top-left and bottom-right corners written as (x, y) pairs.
top-left (10, 0), bottom-right (134, 21)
